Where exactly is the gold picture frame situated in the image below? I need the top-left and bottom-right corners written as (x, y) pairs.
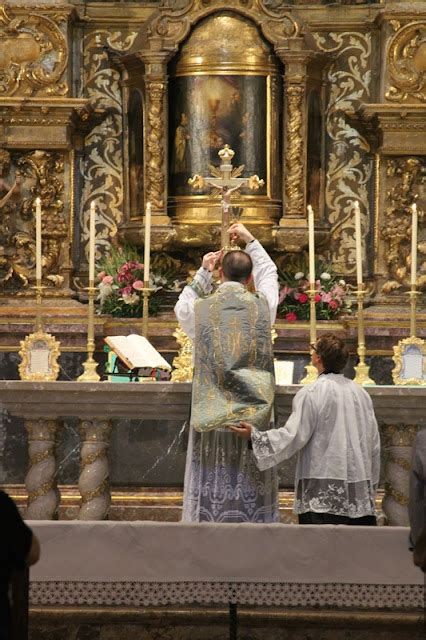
top-left (18, 330), bottom-right (61, 381)
top-left (392, 336), bottom-right (426, 386)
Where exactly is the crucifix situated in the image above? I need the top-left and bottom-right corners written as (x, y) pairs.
top-left (188, 144), bottom-right (265, 250)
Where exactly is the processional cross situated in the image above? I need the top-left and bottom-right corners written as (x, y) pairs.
top-left (188, 144), bottom-right (264, 250)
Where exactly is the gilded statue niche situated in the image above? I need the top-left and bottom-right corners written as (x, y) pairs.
top-left (0, 4), bottom-right (69, 96)
top-left (381, 157), bottom-right (426, 296)
top-left (0, 150), bottom-right (70, 294)
top-left (167, 11), bottom-right (282, 248)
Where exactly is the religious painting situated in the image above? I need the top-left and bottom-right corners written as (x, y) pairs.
top-left (169, 75), bottom-right (267, 197)
top-left (128, 90), bottom-right (144, 218)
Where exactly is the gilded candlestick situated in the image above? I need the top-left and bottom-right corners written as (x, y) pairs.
top-left (142, 281), bottom-right (154, 338)
top-left (300, 287), bottom-right (318, 385)
top-left (78, 285), bottom-right (100, 382)
top-left (354, 285), bottom-right (375, 385)
top-left (408, 284), bottom-right (419, 338)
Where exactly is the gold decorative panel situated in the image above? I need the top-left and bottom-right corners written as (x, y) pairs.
top-left (386, 20), bottom-right (426, 104)
top-left (382, 157), bottom-right (425, 295)
top-left (0, 149), bottom-right (69, 293)
top-left (0, 4), bottom-right (69, 97)
top-left (314, 31), bottom-right (373, 276)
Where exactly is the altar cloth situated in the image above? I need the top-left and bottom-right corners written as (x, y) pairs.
top-left (28, 521), bottom-right (424, 609)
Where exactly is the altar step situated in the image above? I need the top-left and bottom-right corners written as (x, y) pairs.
top-left (7, 485), bottom-right (386, 524)
top-left (29, 605), bottom-right (424, 640)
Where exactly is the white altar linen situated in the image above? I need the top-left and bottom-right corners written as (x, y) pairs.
top-left (28, 521), bottom-right (423, 610)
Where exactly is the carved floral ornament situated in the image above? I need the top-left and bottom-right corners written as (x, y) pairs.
top-left (151, 0), bottom-right (300, 53)
top-left (386, 20), bottom-right (426, 103)
top-left (0, 4), bottom-right (68, 96)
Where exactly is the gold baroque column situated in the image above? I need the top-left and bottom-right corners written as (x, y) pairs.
top-left (381, 423), bottom-right (418, 526)
top-left (25, 419), bottom-right (60, 520)
top-left (284, 84), bottom-right (305, 216)
top-left (143, 54), bottom-right (169, 224)
top-left (78, 419), bottom-right (112, 521)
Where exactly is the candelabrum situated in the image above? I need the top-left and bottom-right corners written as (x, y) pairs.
top-left (300, 287), bottom-right (318, 385)
top-left (142, 281), bottom-right (155, 338)
top-left (408, 284), bottom-right (420, 337)
top-left (353, 284), bottom-right (375, 385)
top-left (78, 285), bottom-right (100, 382)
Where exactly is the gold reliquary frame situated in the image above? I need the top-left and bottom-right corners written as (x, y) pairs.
top-left (392, 336), bottom-right (426, 386)
top-left (19, 330), bottom-right (61, 381)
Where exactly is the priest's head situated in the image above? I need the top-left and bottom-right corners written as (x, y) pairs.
top-left (311, 333), bottom-right (349, 375)
top-left (219, 250), bottom-right (253, 285)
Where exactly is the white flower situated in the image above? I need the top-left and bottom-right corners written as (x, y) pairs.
top-left (122, 292), bottom-right (139, 305)
top-left (97, 282), bottom-right (113, 304)
top-left (295, 271), bottom-right (304, 280)
top-left (320, 272), bottom-right (331, 280)
top-left (338, 279), bottom-right (346, 286)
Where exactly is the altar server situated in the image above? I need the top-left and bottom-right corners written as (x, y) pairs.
top-left (175, 222), bottom-right (279, 522)
top-left (230, 333), bottom-right (381, 525)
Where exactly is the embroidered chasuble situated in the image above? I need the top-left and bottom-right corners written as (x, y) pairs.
top-left (190, 283), bottom-right (275, 433)
top-left (183, 282), bottom-right (279, 523)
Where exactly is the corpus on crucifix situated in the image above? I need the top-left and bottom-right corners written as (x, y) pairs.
top-left (188, 144), bottom-right (264, 250)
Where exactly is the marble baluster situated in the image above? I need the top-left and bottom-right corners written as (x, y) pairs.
top-left (382, 423), bottom-right (418, 526)
top-left (25, 418), bottom-right (60, 520)
top-left (78, 419), bottom-right (112, 520)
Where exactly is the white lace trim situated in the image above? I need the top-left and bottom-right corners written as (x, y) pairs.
top-left (295, 479), bottom-right (376, 517)
top-left (29, 581), bottom-right (423, 609)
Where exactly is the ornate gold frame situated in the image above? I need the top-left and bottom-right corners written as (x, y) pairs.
top-left (18, 330), bottom-right (61, 381)
top-left (392, 336), bottom-right (426, 386)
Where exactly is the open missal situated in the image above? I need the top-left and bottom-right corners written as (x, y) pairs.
top-left (104, 334), bottom-right (171, 372)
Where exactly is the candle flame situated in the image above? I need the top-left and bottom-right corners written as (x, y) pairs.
top-left (36, 197), bottom-right (41, 205)
top-left (412, 202), bottom-right (417, 213)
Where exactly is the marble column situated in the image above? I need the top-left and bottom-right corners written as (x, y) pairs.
top-left (25, 418), bottom-right (60, 520)
top-left (381, 423), bottom-right (418, 526)
top-left (78, 418), bottom-right (112, 520)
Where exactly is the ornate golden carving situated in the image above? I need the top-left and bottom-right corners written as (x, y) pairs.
top-left (382, 157), bottom-right (425, 294)
top-left (146, 80), bottom-right (166, 211)
top-left (386, 21), bottom-right (426, 103)
top-left (0, 149), bottom-right (68, 291)
top-left (0, 4), bottom-right (68, 96)
top-left (24, 417), bottom-right (60, 519)
top-left (285, 84), bottom-right (304, 216)
top-left (171, 327), bottom-right (194, 382)
top-left (384, 482), bottom-right (409, 507)
top-left (381, 423), bottom-right (419, 448)
top-left (314, 32), bottom-right (373, 275)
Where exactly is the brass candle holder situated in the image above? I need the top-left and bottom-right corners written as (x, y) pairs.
top-left (78, 284), bottom-right (100, 382)
top-left (408, 284), bottom-right (420, 338)
top-left (142, 281), bottom-right (155, 338)
top-left (353, 284), bottom-right (375, 385)
top-left (300, 287), bottom-right (318, 385)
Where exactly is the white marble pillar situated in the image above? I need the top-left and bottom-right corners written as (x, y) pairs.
top-left (25, 418), bottom-right (60, 520)
top-left (78, 418), bottom-right (112, 520)
top-left (382, 424), bottom-right (417, 526)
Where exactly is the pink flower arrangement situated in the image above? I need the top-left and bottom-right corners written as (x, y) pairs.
top-left (277, 266), bottom-right (351, 322)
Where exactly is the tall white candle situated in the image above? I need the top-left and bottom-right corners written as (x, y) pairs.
top-left (35, 197), bottom-right (42, 282)
top-left (354, 200), bottom-right (363, 285)
top-left (307, 204), bottom-right (315, 284)
top-left (89, 201), bottom-right (96, 284)
top-left (411, 202), bottom-right (418, 286)
top-left (144, 201), bottom-right (151, 283)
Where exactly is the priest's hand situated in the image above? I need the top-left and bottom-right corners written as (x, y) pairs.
top-left (228, 223), bottom-right (255, 245)
top-left (202, 250), bottom-right (221, 272)
top-left (227, 421), bottom-right (253, 440)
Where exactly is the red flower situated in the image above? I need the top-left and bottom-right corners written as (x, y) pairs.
top-left (314, 294), bottom-right (321, 303)
top-left (328, 300), bottom-right (338, 310)
top-left (298, 293), bottom-right (308, 304)
top-left (120, 285), bottom-right (132, 296)
top-left (285, 312), bottom-right (297, 322)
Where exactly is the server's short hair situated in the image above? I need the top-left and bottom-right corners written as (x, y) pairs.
top-left (315, 333), bottom-right (349, 373)
top-left (221, 250), bottom-right (253, 283)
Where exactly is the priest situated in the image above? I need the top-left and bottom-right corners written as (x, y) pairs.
top-left (175, 222), bottom-right (279, 522)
